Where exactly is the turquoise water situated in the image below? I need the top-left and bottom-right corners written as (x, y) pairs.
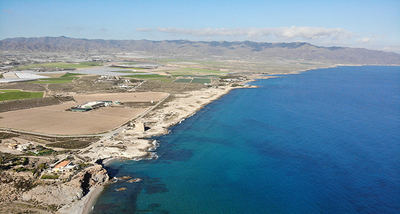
top-left (93, 66), bottom-right (400, 214)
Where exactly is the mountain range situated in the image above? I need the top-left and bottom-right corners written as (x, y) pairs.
top-left (1, 36), bottom-right (399, 65)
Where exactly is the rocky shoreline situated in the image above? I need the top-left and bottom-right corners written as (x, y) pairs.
top-left (0, 70), bottom-right (329, 213)
top-left (60, 84), bottom-right (241, 214)
top-left (0, 80), bottom-right (253, 214)
top-left (72, 70), bottom-right (338, 213)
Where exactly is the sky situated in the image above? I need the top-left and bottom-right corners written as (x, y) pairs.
top-left (0, 0), bottom-right (399, 52)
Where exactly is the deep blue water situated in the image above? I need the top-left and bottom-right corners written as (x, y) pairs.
top-left (93, 66), bottom-right (400, 214)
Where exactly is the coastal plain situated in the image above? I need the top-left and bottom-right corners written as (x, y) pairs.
top-left (0, 56), bottom-right (276, 214)
top-left (1, 42), bottom-right (397, 213)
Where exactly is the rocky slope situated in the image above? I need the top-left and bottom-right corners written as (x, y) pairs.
top-left (0, 164), bottom-right (108, 213)
top-left (22, 165), bottom-right (108, 207)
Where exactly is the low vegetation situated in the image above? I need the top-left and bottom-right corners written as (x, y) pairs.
top-left (125, 74), bottom-right (163, 78)
top-left (192, 78), bottom-right (211, 84)
top-left (0, 89), bottom-right (43, 101)
top-left (0, 152), bottom-right (28, 170)
top-left (174, 78), bottom-right (192, 83)
top-left (110, 65), bottom-right (148, 69)
top-left (17, 62), bottom-right (102, 70)
top-left (26, 146), bottom-right (55, 156)
top-left (47, 139), bottom-right (93, 149)
top-left (126, 74), bottom-right (174, 82)
top-left (41, 174), bottom-right (59, 179)
top-left (0, 132), bottom-right (18, 140)
top-left (33, 72), bottom-right (83, 84)
top-left (169, 67), bottom-right (225, 76)
top-left (110, 70), bottom-right (147, 74)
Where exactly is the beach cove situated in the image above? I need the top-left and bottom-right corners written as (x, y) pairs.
top-left (92, 66), bottom-right (400, 214)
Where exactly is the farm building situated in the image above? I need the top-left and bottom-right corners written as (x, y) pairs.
top-left (81, 101), bottom-right (105, 109)
top-left (70, 100), bottom-right (113, 112)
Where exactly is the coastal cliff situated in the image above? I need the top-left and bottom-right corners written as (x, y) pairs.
top-left (0, 165), bottom-right (108, 213)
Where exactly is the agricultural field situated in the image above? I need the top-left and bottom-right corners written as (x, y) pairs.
top-left (110, 70), bottom-right (146, 74)
top-left (174, 77), bottom-right (211, 84)
top-left (16, 62), bottom-right (102, 70)
top-left (174, 78), bottom-right (192, 83)
top-left (168, 67), bottom-right (226, 76)
top-left (33, 72), bottom-right (83, 84)
top-left (126, 74), bottom-right (174, 82)
top-left (192, 78), bottom-right (211, 84)
top-left (110, 65), bottom-right (148, 70)
top-left (125, 74), bottom-right (163, 78)
top-left (0, 92), bottom-right (169, 135)
top-left (0, 89), bottom-right (44, 101)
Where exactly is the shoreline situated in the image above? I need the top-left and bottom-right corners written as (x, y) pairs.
top-left (68, 85), bottom-right (238, 214)
top-left (80, 64), bottom-right (400, 214)
top-left (58, 184), bottom-right (104, 214)
top-left (67, 64), bottom-right (346, 214)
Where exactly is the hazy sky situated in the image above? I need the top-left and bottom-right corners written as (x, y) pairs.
top-left (0, 0), bottom-right (399, 52)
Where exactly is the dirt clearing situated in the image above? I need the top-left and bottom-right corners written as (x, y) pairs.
top-left (0, 92), bottom-right (168, 136)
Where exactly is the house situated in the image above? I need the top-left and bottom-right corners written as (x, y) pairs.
top-left (52, 160), bottom-right (75, 172)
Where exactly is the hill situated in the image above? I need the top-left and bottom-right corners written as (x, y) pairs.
top-left (1, 36), bottom-right (399, 65)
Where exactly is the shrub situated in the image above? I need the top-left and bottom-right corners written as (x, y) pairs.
top-left (41, 174), bottom-right (59, 179)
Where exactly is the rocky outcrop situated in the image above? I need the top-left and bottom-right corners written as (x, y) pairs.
top-left (22, 165), bottom-right (108, 208)
top-left (0, 171), bottom-right (35, 203)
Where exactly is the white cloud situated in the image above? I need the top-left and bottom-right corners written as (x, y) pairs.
top-left (382, 45), bottom-right (400, 53)
top-left (136, 26), bottom-right (352, 42)
top-left (135, 27), bottom-right (397, 52)
top-left (357, 37), bottom-right (372, 43)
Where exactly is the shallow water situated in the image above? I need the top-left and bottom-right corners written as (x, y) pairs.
top-left (93, 66), bottom-right (400, 214)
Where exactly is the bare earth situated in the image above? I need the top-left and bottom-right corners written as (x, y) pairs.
top-left (0, 92), bottom-right (169, 136)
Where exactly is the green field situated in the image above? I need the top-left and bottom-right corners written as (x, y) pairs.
top-left (0, 89), bottom-right (44, 101)
top-left (125, 74), bottom-right (174, 82)
top-left (157, 59), bottom-right (224, 66)
top-left (60, 72), bottom-right (82, 78)
top-left (169, 67), bottom-right (226, 76)
top-left (111, 70), bottom-right (147, 74)
top-left (17, 62), bottom-right (102, 70)
top-left (192, 78), bottom-right (211, 84)
top-left (33, 72), bottom-right (83, 84)
top-left (174, 78), bottom-right (192, 83)
top-left (110, 66), bottom-right (147, 70)
top-left (0, 89), bottom-right (22, 92)
top-left (125, 74), bottom-right (163, 79)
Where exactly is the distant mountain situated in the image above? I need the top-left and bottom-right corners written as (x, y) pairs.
top-left (1, 36), bottom-right (399, 65)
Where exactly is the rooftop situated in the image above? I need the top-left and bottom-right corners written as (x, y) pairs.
top-left (54, 160), bottom-right (71, 169)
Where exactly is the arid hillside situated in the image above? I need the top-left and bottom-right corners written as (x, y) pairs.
top-left (1, 37), bottom-right (400, 65)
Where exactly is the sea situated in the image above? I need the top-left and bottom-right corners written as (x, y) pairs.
top-left (92, 66), bottom-right (400, 214)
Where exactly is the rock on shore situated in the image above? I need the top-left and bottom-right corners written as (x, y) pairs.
top-left (22, 165), bottom-right (108, 209)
